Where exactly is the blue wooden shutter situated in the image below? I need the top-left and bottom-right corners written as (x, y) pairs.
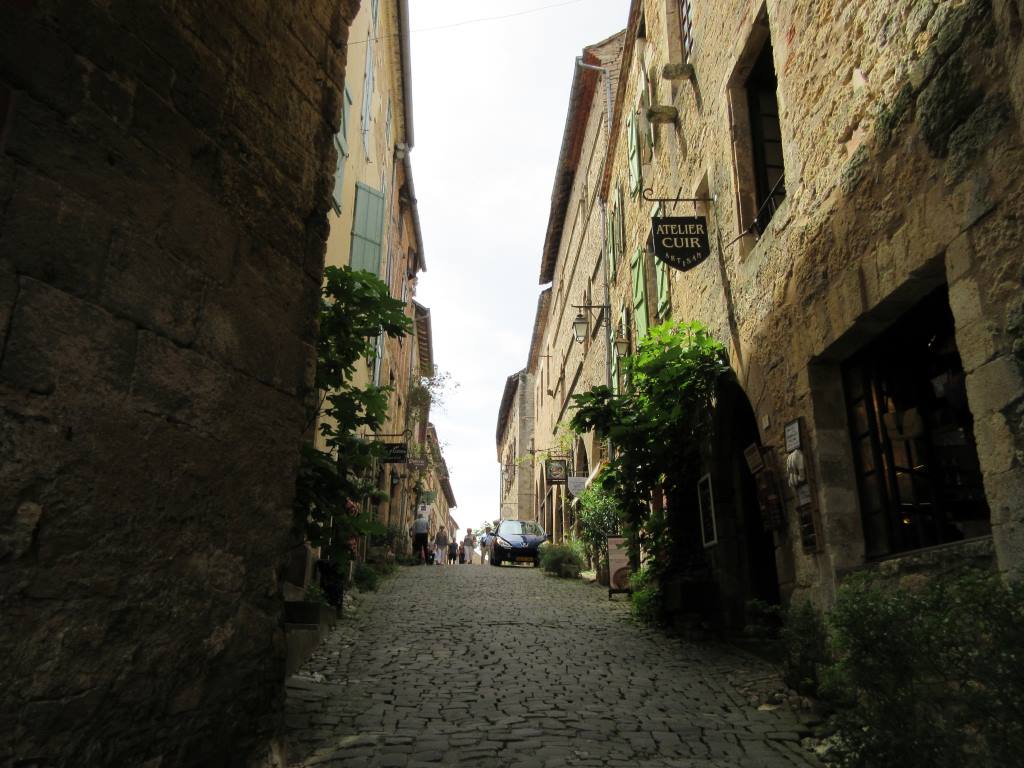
top-left (630, 247), bottom-right (649, 339)
top-left (351, 183), bottom-right (385, 275)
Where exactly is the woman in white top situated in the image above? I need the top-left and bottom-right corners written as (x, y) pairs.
top-left (462, 528), bottom-right (477, 564)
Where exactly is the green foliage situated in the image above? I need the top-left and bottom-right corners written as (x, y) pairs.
top-left (293, 266), bottom-right (412, 565)
top-left (743, 598), bottom-right (784, 639)
top-left (369, 524), bottom-right (405, 549)
top-left (781, 601), bottom-right (828, 695)
top-left (407, 367), bottom-right (457, 426)
top-left (352, 562), bottom-right (380, 592)
top-left (304, 581), bottom-right (331, 606)
top-left (539, 541), bottom-right (584, 579)
top-left (821, 569), bottom-right (1024, 768)
top-left (576, 483), bottom-right (620, 574)
top-left (629, 565), bottom-right (662, 624)
top-left (570, 321), bottom-right (729, 615)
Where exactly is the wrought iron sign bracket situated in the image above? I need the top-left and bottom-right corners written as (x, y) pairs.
top-left (642, 187), bottom-right (716, 209)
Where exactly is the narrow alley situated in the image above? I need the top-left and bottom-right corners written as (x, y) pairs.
top-left (285, 566), bottom-right (819, 768)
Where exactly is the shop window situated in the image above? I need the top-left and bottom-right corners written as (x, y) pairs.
top-left (843, 286), bottom-right (990, 559)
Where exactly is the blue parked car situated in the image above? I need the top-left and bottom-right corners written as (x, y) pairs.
top-left (489, 520), bottom-right (548, 567)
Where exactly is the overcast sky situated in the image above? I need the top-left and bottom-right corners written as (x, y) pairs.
top-left (408, 0), bottom-right (628, 532)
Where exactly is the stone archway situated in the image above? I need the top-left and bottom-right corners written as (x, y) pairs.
top-left (707, 378), bottom-right (781, 627)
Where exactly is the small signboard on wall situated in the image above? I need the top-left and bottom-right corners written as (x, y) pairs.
top-left (697, 473), bottom-right (717, 547)
top-left (607, 536), bottom-right (631, 598)
top-left (567, 476), bottom-right (587, 496)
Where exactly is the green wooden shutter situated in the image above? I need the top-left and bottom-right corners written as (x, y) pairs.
top-left (627, 112), bottom-right (641, 197)
top-left (605, 203), bottom-right (616, 275)
top-left (610, 339), bottom-right (619, 394)
top-left (630, 247), bottom-right (649, 339)
top-left (331, 86), bottom-right (354, 214)
top-left (651, 203), bottom-right (670, 316)
top-left (615, 186), bottom-right (626, 262)
top-left (351, 183), bottom-right (385, 275)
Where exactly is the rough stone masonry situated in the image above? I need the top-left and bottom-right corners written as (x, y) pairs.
top-left (0, 1), bottom-right (358, 765)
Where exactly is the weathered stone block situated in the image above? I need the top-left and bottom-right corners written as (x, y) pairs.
top-left (965, 355), bottom-right (1024, 416)
top-left (0, 170), bottom-right (111, 300)
top-left (102, 232), bottom-right (204, 345)
top-left (1, 278), bottom-right (135, 398)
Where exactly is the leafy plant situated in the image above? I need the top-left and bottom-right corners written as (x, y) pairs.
top-left (575, 483), bottom-right (620, 578)
top-left (293, 266), bottom-right (413, 568)
top-left (821, 568), bottom-right (1024, 768)
top-left (539, 541), bottom-right (585, 578)
top-left (629, 565), bottom-right (662, 624)
top-left (352, 562), bottom-right (380, 592)
top-left (407, 367), bottom-right (457, 426)
top-left (781, 600), bottom-right (828, 694)
top-left (570, 321), bottom-right (729, 618)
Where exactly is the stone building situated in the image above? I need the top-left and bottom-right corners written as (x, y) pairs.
top-left (0, 0), bottom-right (360, 764)
top-left (526, 33), bottom-right (625, 543)
top-left (314, 0), bottom-right (447, 556)
top-left (525, 0), bottom-right (1024, 625)
top-left (496, 369), bottom-right (537, 521)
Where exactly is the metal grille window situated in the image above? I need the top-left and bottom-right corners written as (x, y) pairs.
top-left (843, 287), bottom-right (991, 559)
top-left (679, 0), bottom-right (694, 61)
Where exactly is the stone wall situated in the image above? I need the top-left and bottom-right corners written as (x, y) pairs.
top-left (600, 0), bottom-right (1023, 604)
top-left (0, 1), bottom-right (357, 764)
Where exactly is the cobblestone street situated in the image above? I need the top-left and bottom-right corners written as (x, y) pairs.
top-left (285, 565), bottom-right (820, 767)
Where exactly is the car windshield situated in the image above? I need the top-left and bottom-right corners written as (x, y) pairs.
top-left (498, 521), bottom-right (544, 536)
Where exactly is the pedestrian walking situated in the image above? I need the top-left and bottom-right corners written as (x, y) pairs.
top-left (462, 528), bottom-right (477, 565)
top-left (447, 538), bottom-right (458, 564)
top-left (434, 526), bottom-right (449, 566)
top-left (409, 512), bottom-right (430, 564)
top-left (479, 526), bottom-right (493, 565)
top-left (458, 543), bottom-right (465, 564)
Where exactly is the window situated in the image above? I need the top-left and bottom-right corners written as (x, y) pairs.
top-left (843, 286), bottom-right (990, 559)
top-left (745, 39), bottom-right (785, 231)
top-left (728, 12), bottom-right (787, 243)
top-left (351, 183), bottom-right (385, 274)
top-left (331, 85), bottom-right (354, 214)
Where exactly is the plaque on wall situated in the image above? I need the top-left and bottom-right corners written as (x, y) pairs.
top-left (697, 473), bottom-right (717, 547)
top-left (545, 459), bottom-right (568, 484)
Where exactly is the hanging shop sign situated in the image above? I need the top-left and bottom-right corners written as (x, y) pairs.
top-left (567, 476), bottom-right (588, 496)
top-left (545, 459), bottom-right (568, 484)
top-left (378, 442), bottom-right (408, 463)
top-left (650, 216), bottom-right (710, 271)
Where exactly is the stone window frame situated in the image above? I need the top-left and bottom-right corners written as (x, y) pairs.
top-left (725, 4), bottom-right (787, 259)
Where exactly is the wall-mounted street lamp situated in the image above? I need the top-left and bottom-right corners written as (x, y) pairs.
top-left (571, 303), bottom-right (610, 344)
top-left (614, 336), bottom-right (630, 358)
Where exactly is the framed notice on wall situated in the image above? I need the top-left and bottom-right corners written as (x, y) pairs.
top-left (697, 473), bottom-right (717, 547)
top-left (607, 536), bottom-right (630, 598)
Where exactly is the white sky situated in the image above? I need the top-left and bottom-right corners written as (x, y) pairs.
top-left (408, 0), bottom-right (628, 532)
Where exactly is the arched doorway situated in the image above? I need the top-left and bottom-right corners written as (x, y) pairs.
top-left (707, 378), bottom-right (781, 627)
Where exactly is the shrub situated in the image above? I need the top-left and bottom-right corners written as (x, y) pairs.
top-left (629, 566), bottom-right (662, 624)
top-left (821, 568), bottom-right (1024, 768)
top-left (352, 562), bottom-right (380, 592)
top-left (781, 600), bottom-right (828, 695)
top-left (539, 542), bottom-right (584, 578)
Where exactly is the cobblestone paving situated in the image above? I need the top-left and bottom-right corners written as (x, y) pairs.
top-left (285, 564), bottom-right (820, 767)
